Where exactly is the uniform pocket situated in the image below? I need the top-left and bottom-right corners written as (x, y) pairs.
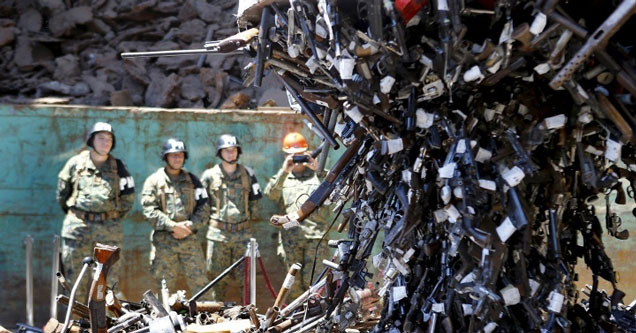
top-left (181, 187), bottom-right (195, 213)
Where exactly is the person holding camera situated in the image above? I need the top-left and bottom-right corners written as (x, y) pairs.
top-left (264, 132), bottom-right (332, 298)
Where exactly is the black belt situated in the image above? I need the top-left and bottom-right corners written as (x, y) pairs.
top-left (70, 207), bottom-right (120, 222)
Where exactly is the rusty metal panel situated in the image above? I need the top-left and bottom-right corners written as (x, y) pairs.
top-left (0, 104), bottom-right (333, 326)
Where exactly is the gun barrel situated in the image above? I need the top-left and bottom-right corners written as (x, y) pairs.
top-left (121, 48), bottom-right (245, 59)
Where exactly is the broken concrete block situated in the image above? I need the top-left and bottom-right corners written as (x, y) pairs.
top-left (18, 9), bottom-right (43, 32)
top-left (82, 73), bottom-right (114, 97)
top-left (87, 18), bottom-right (113, 36)
top-left (53, 54), bottom-right (80, 84)
top-left (38, 81), bottom-right (90, 96)
top-left (121, 75), bottom-right (145, 105)
top-left (0, 27), bottom-right (15, 47)
top-left (221, 91), bottom-right (250, 109)
top-left (177, 0), bottom-right (198, 21)
top-left (145, 71), bottom-right (180, 107)
top-left (189, 0), bottom-right (222, 23)
top-left (176, 19), bottom-right (206, 43)
top-left (123, 59), bottom-right (150, 85)
top-left (110, 90), bottom-right (133, 106)
top-left (180, 74), bottom-right (205, 101)
top-left (14, 36), bottom-right (35, 71)
top-left (38, 0), bottom-right (66, 14)
top-left (48, 6), bottom-right (93, 37)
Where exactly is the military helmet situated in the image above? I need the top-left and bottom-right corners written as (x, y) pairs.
top-left (282, 132), bottom-right (308, 153)
top-left (162, 138), bottom-right (188, 160)
top-left (216, 134), bottom-right (242, 156)
top-left (86, 122), bottom-right (116, 150)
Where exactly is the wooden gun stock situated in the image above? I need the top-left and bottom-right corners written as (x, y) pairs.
top-left (88, 243), bottom-right (120, 333)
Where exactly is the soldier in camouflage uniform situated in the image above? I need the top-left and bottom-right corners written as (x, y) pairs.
top-left (141, 138), bottom-right (209, 295)
top-left (56, 122), bottom-right (135, 303)
top-left (200, 134), bottom-right (262, 302)
top-left (264, 132), bottom-right (332, 298)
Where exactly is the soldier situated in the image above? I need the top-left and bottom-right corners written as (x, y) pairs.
top-left (200, 134), bottom-right (262, 302)
top-left (56, 122), bottom-right (134, 303)
top-left (141, 138), bottom-right (209, 295)
top-left (264, 132), bottom-right (332, 298)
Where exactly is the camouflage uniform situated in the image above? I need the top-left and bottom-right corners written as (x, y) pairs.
top-left (264, 167), bottom-right (331, 298)
top-left (56, 150), bottom-right (134, 303)
top-left (200, 164), bottom-right (262, 302)
top-left (141, 167), bottom-right (209, 295)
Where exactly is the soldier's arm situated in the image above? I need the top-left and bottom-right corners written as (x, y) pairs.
top-left (56, 159), bottom-right (75, 213)
top-left (200, 171), bottom-right (220, 217)
top-left (141, 176), bottom-right (177, 231)
top-left (189, 173), bottom-right (210, 231)
top-left (248, 171), bottom-right (263, 220)
top-left (264, 168), bottom-right (288, 203)
top-left (116, 159), bottom-right (135, 217)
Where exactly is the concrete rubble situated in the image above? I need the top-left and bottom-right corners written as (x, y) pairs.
top-left (0, 0), bottom-right (286, 108)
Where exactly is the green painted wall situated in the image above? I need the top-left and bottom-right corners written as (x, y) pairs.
top-left (0, 104), bottom-right (338, 326)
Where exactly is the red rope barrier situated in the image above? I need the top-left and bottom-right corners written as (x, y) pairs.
top-left (257, 256), bottom-right (278, 299)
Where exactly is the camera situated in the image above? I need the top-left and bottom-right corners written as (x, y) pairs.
top-left (292, 155), bottom-right (310, 164)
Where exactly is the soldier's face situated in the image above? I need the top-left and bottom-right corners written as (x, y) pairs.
top-left (221, 147), bottom-right (238, 162)
top-left (93, 132), bottom-right (113, 155)
top-left (166, 152), bottom-right (185, 170)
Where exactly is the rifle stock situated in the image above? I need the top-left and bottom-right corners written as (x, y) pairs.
top-left (88, 243), bottom-right (120, 333)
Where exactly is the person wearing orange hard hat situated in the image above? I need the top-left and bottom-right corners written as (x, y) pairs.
top-left (264, 131), bottom-right (332, 298)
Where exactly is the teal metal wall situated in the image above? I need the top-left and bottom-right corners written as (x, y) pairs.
top-left (0, 104), bottom-right (335, 326)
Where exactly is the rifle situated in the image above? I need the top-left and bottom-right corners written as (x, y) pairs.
top-left (254, 6), bottom-right (275, 87)
top-left (88, 244), bottom-right (120, 333)
top-left (275, 72), bottom-right (340, 148)
top-left (549, 0), bottom-right (636, 90)
top-left (594, 92), bottom-right (635, 144)
top-left (120, 28), bottom-right (258, 58)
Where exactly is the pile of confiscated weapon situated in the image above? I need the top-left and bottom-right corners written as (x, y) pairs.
top-left (118, 0), bottom-right (636, 332)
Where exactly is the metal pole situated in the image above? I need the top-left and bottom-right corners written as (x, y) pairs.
top-left (51, 235), bottom-right (60, 319)
top-left (24, 234), bottom-right (34, 326)
top-left (249, 238), bottom-right (257, 305)
top-left (120, 48), bottom-right (246, 59)
top-left (62, 257), bottom-right (94, 333)
top-left (189, 256), bottom-right (246, 303)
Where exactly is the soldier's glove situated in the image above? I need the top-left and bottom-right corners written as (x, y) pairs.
top-left (270, 214), bottom-right (300, 229)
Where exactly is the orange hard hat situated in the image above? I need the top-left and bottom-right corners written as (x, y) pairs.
top-left (282, 132), bottom-right (308, 153)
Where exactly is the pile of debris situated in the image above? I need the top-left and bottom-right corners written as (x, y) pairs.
top-left (233, 0), bottom-right (636, 331)
top-left (45, 245), bottom-right (378, 333)
top-left (0, 0), bottom-right (281, 108)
